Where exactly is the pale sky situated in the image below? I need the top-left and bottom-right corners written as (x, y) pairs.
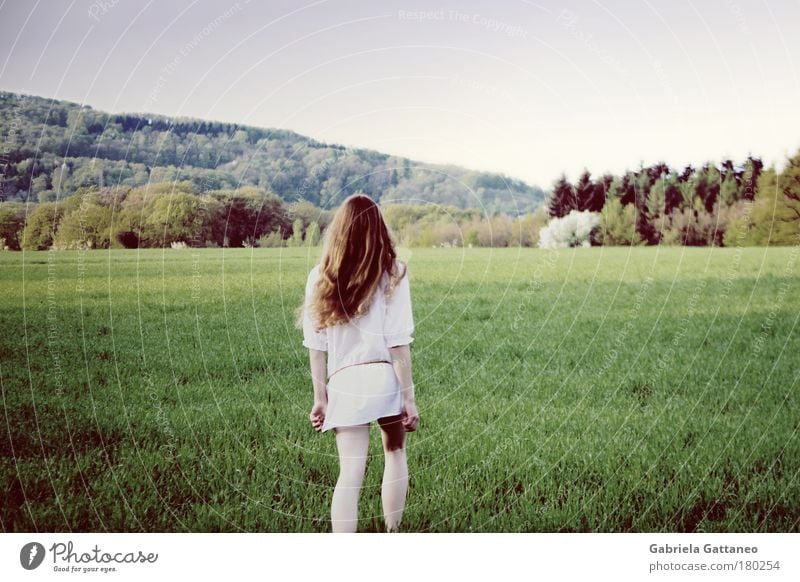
top-left (1, 0), bottom-right (799, 188)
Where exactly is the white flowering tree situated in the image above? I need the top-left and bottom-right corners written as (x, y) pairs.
top-left (538, 210), bottom-right (600, 249)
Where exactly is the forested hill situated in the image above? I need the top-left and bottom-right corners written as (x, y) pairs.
top-left (0, 91), bottom-right (544, 213)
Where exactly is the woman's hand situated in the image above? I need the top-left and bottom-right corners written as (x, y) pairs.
top-left (309, 400), bottom-right (326, 433)
top-left (401, 399), bottom-right (419, 432)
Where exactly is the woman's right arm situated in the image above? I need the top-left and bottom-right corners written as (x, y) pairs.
top-left (389, 344), bottom-right (415, 404)
top-left (385, 263), bottom-right (419, 431)
top-left (389, 344), bottom-right (419, 431)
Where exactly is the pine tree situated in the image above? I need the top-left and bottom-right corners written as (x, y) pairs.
top-left (599, 198), bottom-right (642, 245)
top-left (696, 163), bottom-right (721, 212)
top-left (740, 156), bottom-right (763, 200)
top-left (547, 173), bottom-right (576, 218)
top-left (633, 168), bottom-right (655, 243)
top-left (575, 169), bottom-right (604, 212)
top-left (719, 173), bottom-right (739, 206)
top-left (746, 151), bottom-right (800, 245)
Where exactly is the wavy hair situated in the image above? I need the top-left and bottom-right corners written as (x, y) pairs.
top-left (297, 193), bottom-right (406, 331)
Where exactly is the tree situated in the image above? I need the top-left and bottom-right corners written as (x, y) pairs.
top-left (52, 163), bottom-right (70, 195)
top-left (677, 174), bottom-right (696, 210)
top-left (511, 206), bottom-right (549, 247)
top-left (605, 176), bottom-right (625, 202)
top-left (720, 200), bottom-right (752, 247)
top-left (740, 156), bottom-right (763, 200)
top-left (143, 192), bottom-right (205, 247)
top-left (598, 198), bottom-right (642, 245)
top-left (659, 205), bottom-right (719, 246)
top-left (695, 163), bottom-right (721, 213)
top-left (54, 203), bottom-right (114, 249)
top-left (621, 166), bottom-right (656, 243)
top-left (744, 154), bottom-right (800, 245)
top-left (719, 172), bottom-right (739, 206)
top-left (287, 218), bottom-right (304, 247)
top-left (574, 170), bottom-right (593, 211)
top-left (659, 208), bottom-right (696, 245)
top-left (37, 190), bottom-right (58, 203)
top-left (574, 169), bottom-right (605, 212)
top-left (305, 221), bottom-right (321, 246)
top-left (476, 214), bottom-right (513, 247)
top-left (464, 228), bottom-right (479, 247)
top-left (205, 187), bottom-right (290, 248)
top-left (547, 174), bottom-right (576, 218)
top-left (21, 202), bottom-right (66, 250)
top-left (31, 174), bottom-right (49, 198)
top-left (0, 205), bottom-right (26, 250)
top-left (618, 171), bottom-right (638, 207)
top-left (663, 174), bottom-right (683, 215)
top-left (287, 200), bottom-right (330, 230)
top-left (258, 227), bottom-right (285, 248)
top-left (647, 175), bottom-right (668, 242)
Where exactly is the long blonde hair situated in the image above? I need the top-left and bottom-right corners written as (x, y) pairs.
top-left (297, 193), bottom-right (406, 331)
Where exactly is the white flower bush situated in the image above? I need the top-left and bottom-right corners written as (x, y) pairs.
top-left (538, 210), bottom-right (600, 249)
top-left (170, 241), bottom-right (188, 249)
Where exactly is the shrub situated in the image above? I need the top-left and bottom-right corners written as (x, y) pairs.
top-left (538, 210), bottom-right (600, 249)
top-left (258, 228), bottom-right (285, 248)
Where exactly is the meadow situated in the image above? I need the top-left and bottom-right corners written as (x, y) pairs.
top-left (1, 246), bottom-right (798, 532)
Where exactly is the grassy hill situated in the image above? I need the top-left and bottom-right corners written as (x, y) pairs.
top-left (0, 91), bottom-right (544, 214)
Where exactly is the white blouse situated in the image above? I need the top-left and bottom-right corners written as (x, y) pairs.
top-left (302, 262), bottom-right (415, 379)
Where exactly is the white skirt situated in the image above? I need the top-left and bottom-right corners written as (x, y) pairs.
top-left (321, 361), bottom-right (404, 433)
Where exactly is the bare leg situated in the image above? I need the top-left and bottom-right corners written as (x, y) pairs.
top-left (331, 424), bottom-right (370, 533)
top-left (378, 414), bottom-right (408, 532)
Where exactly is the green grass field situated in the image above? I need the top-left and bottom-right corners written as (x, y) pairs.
top-left (1, 246), bottom-right (798, 532)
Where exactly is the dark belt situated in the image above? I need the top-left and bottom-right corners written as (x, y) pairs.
top-left (329, 359), bottom-right (392, 379)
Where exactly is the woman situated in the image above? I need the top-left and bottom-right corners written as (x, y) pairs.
top-left (297, 193), bottom-right (420, 533)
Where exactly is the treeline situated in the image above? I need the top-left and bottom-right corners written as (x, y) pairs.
top-left (0, 91), bottom-right (544, 214)
top-left (0, 181), bottom-right (545, 250)
top-left (371, 149), bottom-right (800, 248)
top-left (546, 151), bottom-right (800, 246)
top-left (1, 148), bottom-right (797, 251)
top-left (0, 183), bottom-right (333, 250)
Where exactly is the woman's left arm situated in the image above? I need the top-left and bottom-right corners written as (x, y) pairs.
top-left (308, 348), bottom-right (327, 432)
top-left (309, 349), bottom-right (327, 402)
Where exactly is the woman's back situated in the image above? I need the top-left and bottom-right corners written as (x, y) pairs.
top-left (302, 259), bottom-right (414, 380)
